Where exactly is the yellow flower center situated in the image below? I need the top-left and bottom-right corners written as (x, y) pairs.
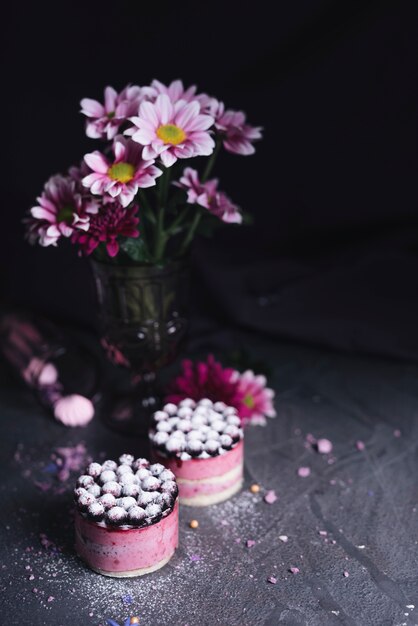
top-left (243, 394), bottom-right (255, 409)
top-left (108, 162), bottom-right (135, 183)
top-left (156, 124), bottom-right (186, 145)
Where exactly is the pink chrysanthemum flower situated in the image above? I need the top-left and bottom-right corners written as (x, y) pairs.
top-left (150, 79), bottom-right (212, 110)
top-left (26, 175), bottom-right (98, 247)
top-left (82, 136), bottom-right (162, 207)
top-left (211, 101), bottom-right (262, 155)
top-left (175, 167), bottom-right (242, 224)
top-left (165, 355), bottom-right (276, 426)
top-left (232, 370), bottom-right (276, 426)
top-left (80, 84), bottom-right (151, 140)
top-left (126, 94), bottom-right (215, 167)
top-left (166, 355), bottom-right (239, 408)
top-left (73, 200), bottom-right (139, 257)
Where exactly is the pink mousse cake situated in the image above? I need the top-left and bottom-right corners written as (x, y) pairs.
top-left (74, 454), bottom-right (179, 577)
top-left (149, 399), bottom-right (244, 506)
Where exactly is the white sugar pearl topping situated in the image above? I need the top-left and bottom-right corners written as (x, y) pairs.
top-left (88, 502), bottom-right (105, 518)
top-left (153, 431), bottom-right (170, 445)
top-left (101, 481), bottom-right (122, 497)
top-left (179, 398), bottom-right (196, 408)
top-left (116, 496), bottom-right (137, 510)
top-left (177, 406), bottom-right (193, 418)
top-left (214, 401), bottom-right (227, 411)
top-left (145, 503), bottom-right (162, 518)
top-left (136, 468), bottom-right (151, 481)
top-left (118, 453), bottom-right (134, 465)
top-left (163, 403), bottom-right (177, 415)
top-left (142, 476), bottom-right (161, 491)
top-left (86, 462), bottom-right (102, 478)
top-left (187, 429), bottom-right (204, 440)
top-left (88, 484), bottom-right (101, 498)
top-left (220, 434), bottom-right (233, 448)
top-left (149, 463), bottom-right (165, 476)
top-left (198, 398), bottom-right (213, 407)
top-left (156, 421), bottom-right (172, 432)
top-left (99, 470), bottom-right (117, 484)
top-left (98, 493), bottom-right (116, 509)
top-left (226, 415), bottom-right (241, 427)
top-left (153, 410), bottom-right (169, 421)
top-left (159, 469), bottom-right (175, 482)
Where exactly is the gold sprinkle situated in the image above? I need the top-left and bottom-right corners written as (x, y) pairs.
top-left (250, 484), bottom-right (260, 494)
top-left (189, 519), bottom-right (199, 529)
top-left (130, 618), bottom-right (140, 625)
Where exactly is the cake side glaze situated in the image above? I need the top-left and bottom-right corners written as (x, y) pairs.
top-left (75, 499), bottom-right (179, 576)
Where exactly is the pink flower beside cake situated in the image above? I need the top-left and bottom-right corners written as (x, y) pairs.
top-left (149, 399), bottom-right (244, 506)
top-left (74, 454), bottom-right (178, 577)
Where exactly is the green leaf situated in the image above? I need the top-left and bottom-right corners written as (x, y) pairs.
top-left (120, 237), bottom-right (151, 264)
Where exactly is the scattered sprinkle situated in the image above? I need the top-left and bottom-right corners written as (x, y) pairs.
top-left (250, 484), bottom-right (260, 494)
top-left (246, 540), bottom-right (256, 548)
top-left (189, 555), bottom-right (201, 562)
top-left (356, 440), bottom-right (365, 451)
top-left (47, 596), bottom-right (55, 603)
top-left (122, 595), bottom-right (133, 605)
top-left (189, 519), bottom-right (199, 529)
top-left (316, 438), bottom-right (333, 454)
top-left (278, 535), bottom-right (288, 543)
top-left (406, 605), bottom-right (415, 609)
top-left (357, 545), bottom-right (365, 550)
top-left (343, 571), bottom-right (349, 577)
top-left (289, 567), bottom-right (300, 574)
top-left (264, 490), bottom-right (277, 504)
top-left (267, 576), bottom-right (277, 584)
top-left (393, 429), bottom-right (401, 438)
top-left (318, 530), bottom-right (327, 536)
top-left (28, 574), bottom-right (35, 581)
top-left (297, 467), bottom-right (311, 478)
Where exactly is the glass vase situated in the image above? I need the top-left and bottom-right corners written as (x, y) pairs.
top-left (91, 259), bottom-right (190, 434)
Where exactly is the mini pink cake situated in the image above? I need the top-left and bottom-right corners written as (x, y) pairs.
top-left (74, 454), bottom-right (179, 577)
top-left (149, 399), bottom-right (244, 506)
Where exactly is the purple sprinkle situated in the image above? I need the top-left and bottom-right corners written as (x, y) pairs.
top-left (189, 554), bottom-right (201, 562)
top-left (297, 467), bottom-right (311, 478)
top-left (356, 440), bottom-right (365, 451)
top-left (246, 540), bottom-right (256, 548)
top-left (264, 490), bottom-right (278, 504)
top-left (267, 576), bottom-right (277, 584)
top-left (289, 567), bottom-right (300, 574)
top-left (319, 530), bottom-right (327, 536)
top-left (393, 429), bottom-right (401, 438)
top-left (47, 596), bottom-right (54, 602)
top-left (122, 594), bottom-right (132, 605)
top-left (343, 570), bottom-right (349, 577)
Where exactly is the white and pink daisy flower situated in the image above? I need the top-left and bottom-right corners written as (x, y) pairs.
top-left (126, 94), bottom-right (215, 167)
top-left (82, 136), bottom-right (162, 207)
top-left (174, 167), bottom-right (242, 224)
top-left (233, 370), bottom-right (276, 426)
top-left (150, 78), bottom-right (212, 110)
top-left (26, 175), bottom-right (98, 247)
top-left (80, 84), bottom-right (151, 140)
top-left (212, 101), bottom-right (262, 155)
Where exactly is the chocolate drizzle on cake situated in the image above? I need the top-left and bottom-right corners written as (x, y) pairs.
top-left (149, 398), bottom-right (244, 460)
top-left (74, 455), bottom-right (178, 528)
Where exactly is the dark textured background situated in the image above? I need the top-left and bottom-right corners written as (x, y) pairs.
top-left (2, 0), bottom-right (418, 359)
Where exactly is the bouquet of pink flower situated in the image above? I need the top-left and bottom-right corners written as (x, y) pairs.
top-left (25, 80), bottom-right (262, 264)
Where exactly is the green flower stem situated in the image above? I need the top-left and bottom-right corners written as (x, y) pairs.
top-left (166, 206), bottom-right (191, 235)
top-left (138, 189), bottom-right (155, 224)
top-left (178, 208), bottom-right (203, 257)
top-left (153, 167), bottom-right (171, 262)
top-left (202, 136), bottom-right (222, 182)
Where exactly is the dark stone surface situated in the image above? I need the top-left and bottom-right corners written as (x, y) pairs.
top-left (1, 332), bottom-right (418, 626)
